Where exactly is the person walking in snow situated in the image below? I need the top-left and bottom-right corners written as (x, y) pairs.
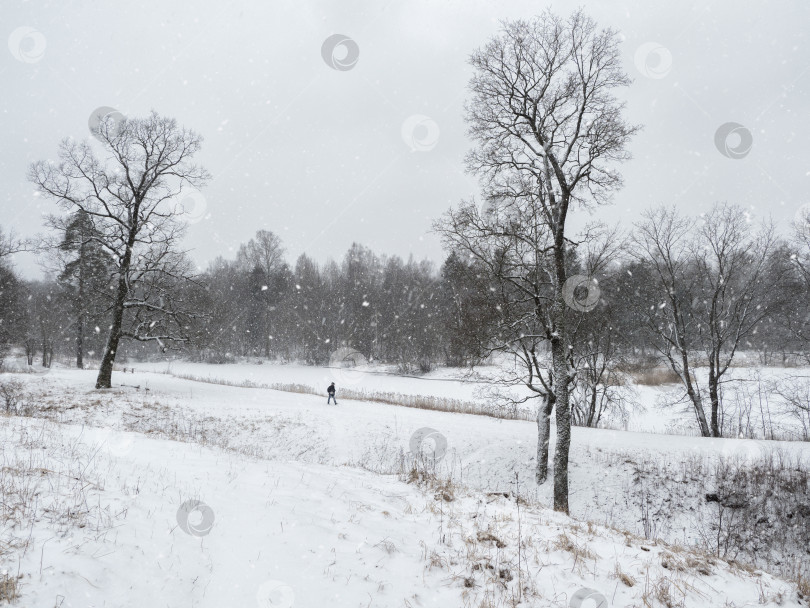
top-left (327, 382), bottom-right (337, 405)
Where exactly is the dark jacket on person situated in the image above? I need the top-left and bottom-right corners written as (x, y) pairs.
top-left (327, 383), bottom-right (336, 395)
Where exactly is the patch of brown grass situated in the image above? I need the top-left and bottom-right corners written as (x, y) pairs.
top-left (0, 571), bottom-right (20, 603)
top-left (629, 367), bottom-right (681, 386)
top-left (795, 574), bottom-right (810, 602)
top-left (614, 563), bottom-right (636, 587)
top-left (553, 532), bottom-right (597, 561)
top-left (476, 530), bottom-right (506, 549)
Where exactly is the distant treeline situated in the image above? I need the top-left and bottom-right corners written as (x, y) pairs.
top-left (1, 216), bottom-right (809, 375)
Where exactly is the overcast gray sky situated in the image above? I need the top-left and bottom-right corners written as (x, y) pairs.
top-left (2, 0), bottom-right (808, 277)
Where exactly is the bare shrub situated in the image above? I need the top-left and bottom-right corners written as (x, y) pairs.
top-left (0, 379), bottom-right (25, 414)
top-left (192, 349), bottom-right (236, 364)
top-left (771, 375), bottom-right (810, 441)
top-left (552, 531), bottom-right (597, 561)
top-left (616, 355), bottom-right (681, 385)
top-left (721, 374), bottom-right (768, 439)
top-left (704, 451), bottom-right (810, 569)
top-left (571, 379), bottom-right (632, 429)
top-left (630, 448), bottom-right (810, 580)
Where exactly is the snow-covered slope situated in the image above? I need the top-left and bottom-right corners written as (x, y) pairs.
top-left (1, 365), bottom-right (808, 606)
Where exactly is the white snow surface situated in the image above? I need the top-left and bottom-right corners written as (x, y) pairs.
top-left (0, 361), bottom-right (808, 607)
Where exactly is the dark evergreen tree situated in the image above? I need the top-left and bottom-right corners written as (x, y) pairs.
top-left (55, 210), bottom-right (114, 368)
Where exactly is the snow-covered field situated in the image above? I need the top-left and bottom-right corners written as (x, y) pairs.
top-left (1, 361), bottom-right (809, 606)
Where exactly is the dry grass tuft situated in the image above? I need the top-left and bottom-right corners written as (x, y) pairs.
top-left (374, 538), bottom-right (398, 555)
top-left (475, 530), bottom-right (506, 549)
top-left (553, 532), bottom-right (597, 561)
top-left (0, 571), bottom-right (20, 603)
top-left (640, 573), bottom-right (701, 608)
top-left (660, 550), bottom-right (714, 577)
top-left (0, 379), bottom-right (26, 414)
top-left (796, 574), bottom-right (810, 602)
top-left (614, 563), bottom-right (636, 587)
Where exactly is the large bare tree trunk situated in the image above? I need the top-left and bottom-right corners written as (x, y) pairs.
top-left (76, 243), bottom-right (85, 369)
top-left (76, 313), bottom-right (84, 369)
top-left (551, 332), bottom-right (571, 514)
top-left (96, 242), bottom-right (132, 389)
top-left (550, 281), bottom-right (572, 514)
top-left (708, 360), bottom-right (722, 437)
top-left (679, 351), bottom-right (710, 436)
top-left (535, 393), bottom-right (554, 484)
top-left (96, 278), bottom-right (127, 388)
top-left (585, 384), bottom-right (598, 427)
top-left (690, 392), bottom-right (711, 437)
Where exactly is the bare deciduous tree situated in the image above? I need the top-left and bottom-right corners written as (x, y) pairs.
top-left (29, 111), bottom-right (209, 388)
top-left (236, 230), bottom-right (289, 358)
top-left (771, 375), bottom-right (810, 440)
top-left (570, 311), bottom-right (629, 429)
top-left (441, 10), bottom-right (638, 513)
top-left (0, 227), bottom-right (26, 262)
top-left (437, 194), bottom-right (558, 483)
top-left (631, 204), bottom-right (784, 437)
top-left (236, 230), bottom-right (286, 276)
